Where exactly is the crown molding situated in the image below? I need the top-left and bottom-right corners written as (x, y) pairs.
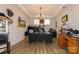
top-left (17, 4), bottom-right (65, 18)
top-left (17, 4), bottom-right (32, 17)
top-left (53, 4), bottom-right (65, 18)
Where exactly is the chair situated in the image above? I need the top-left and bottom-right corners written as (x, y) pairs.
top-left (45, 34), bottom-right (53, 43)
top-left (0, 34), bottom-right (10, 54)
top-left (28, 33), bottom-right (38, 43)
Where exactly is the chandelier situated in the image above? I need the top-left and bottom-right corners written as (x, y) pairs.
top-left (34, 7), bottom-right (50, 25)
top-left (37, 7), bottom-right (45, 24)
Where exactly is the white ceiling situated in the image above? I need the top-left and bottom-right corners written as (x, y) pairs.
top-left (18, 4), bottom-right (64, 18)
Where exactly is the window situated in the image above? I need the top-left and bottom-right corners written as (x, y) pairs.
top-left (34, 19), bottom-right (39, 25)
top-left (44, 19), bottom-right (50, 25)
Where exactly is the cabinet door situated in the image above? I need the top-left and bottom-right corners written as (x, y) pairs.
top-left (58, 33), bottom-right (67, 49)
top-left (67, 37), bottom-right (79, 54)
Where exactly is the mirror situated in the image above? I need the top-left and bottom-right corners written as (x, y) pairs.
top-left (7, 9), bottom-right (14, 17)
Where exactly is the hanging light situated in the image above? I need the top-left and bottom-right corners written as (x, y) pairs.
top-left (37, 7), bottom-right (45, 24)
top-left (34, 7), bottom-right (50, 25)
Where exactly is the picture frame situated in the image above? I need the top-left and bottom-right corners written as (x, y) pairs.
top-left (18, 17), bottom-right (26, 28)
top-left (62, 15), bottom-right (68, 23)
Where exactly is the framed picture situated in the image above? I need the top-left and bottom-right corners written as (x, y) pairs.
top-left (62, 15), bottom-right (68, 23)
top-left (18, 17), bottom-right (26, 28)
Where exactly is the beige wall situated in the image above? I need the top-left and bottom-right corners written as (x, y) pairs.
top-left (56, 5), bottom-right (79, 32)
top-left (28, 17), bottom-right (56, 31)
top-left (0, 4), bottom-right (29, 45)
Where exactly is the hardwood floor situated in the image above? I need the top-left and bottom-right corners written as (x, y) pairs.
top-left (10, 38), bottom-right (66, 54)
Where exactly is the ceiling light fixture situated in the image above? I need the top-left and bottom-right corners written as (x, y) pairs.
top-left (37, 7), bottom-right (45, 24)
top-left (34, 7), bottom-right (50, 25)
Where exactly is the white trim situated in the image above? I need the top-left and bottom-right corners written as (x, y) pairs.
top-left (17, 4), bottom-right (65, 18)
top-left (53, 4), bottom-right (65, 18)
top-left (17, 4), bottom-right (31, 17)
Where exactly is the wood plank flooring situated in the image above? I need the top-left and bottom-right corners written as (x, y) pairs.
top-left (10, 38), bottom-right (66, 54)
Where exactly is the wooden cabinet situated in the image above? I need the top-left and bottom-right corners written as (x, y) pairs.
top-left (67, 37), bottom-right (79, 54)
top-left (58, 32), bottom-right (67, 49)
top-left (58, 32), bottom-right (79, 54)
